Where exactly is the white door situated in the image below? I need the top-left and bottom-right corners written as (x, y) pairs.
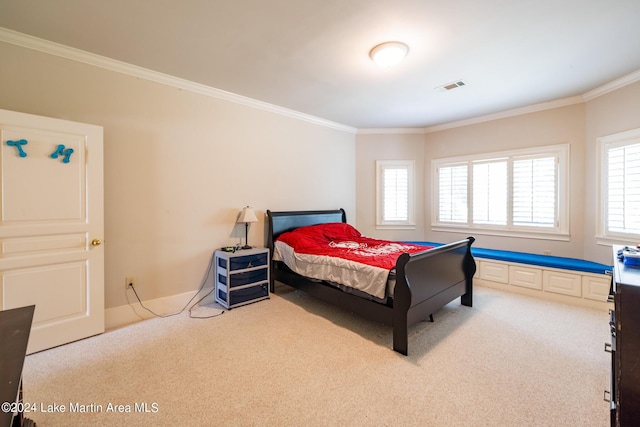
top-left (0, 109), bottom-right (104, 354)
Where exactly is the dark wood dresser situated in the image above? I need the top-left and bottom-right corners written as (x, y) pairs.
top-left (608, 246), bottom-right (640, 426)
top-left (0, 305), bottom-right (36, 427)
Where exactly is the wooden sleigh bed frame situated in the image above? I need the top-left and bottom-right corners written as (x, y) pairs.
top-left (266, 209), bottom-right (476, 355)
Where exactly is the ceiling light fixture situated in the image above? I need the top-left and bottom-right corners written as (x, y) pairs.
top-left (369, 41), bottom-right (409, 68)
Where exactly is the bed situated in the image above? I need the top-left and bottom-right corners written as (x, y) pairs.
top-left (267, 209), bottom-right (476, 355)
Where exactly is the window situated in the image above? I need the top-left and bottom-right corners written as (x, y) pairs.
top-left (598, 128), bottom-right (640, 241)
top-left (376, 160), bottom-right (415, 228)
top-left (512, 156), bottom-right (557, 227)
top-left (473, 160), bottom-right (507, 225)
top-left (438, 163), bottom-right (467, 223)
top-left (432, 144), bottom-right (569, 239)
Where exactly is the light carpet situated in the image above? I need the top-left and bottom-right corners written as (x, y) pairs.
top-left (21, 285), bottom-right (611, 426)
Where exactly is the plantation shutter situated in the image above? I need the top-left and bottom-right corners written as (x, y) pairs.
top-left (608, 143), bottom-right (640, 234)
top-left (439, 164), bottom-right (468, 223)
top-left (513, 156), bottom-right (556, 227)
top-left (473, 160), bottom-right (507, 225)
top-left (383, 167), bottom-right (409, 221)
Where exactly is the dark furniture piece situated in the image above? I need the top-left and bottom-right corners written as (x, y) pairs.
top-left (608, 246), bottom-right (640, 426)
top-left (266, 209), bottom-right (476, 355)
top-left (1, 305), bottom-right (36, 427)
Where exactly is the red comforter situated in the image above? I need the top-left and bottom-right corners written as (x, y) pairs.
top-left (274, 223), bottom-right (431, 299)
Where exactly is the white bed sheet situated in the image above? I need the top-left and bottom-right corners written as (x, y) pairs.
top-left (273, 240), bottom-right (395, 300)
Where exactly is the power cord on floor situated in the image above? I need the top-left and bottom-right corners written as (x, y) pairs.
top-left (125, 251), bottom-right (225, 319)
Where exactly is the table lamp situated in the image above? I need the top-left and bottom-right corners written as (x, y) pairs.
top-left (237, 206), bottom-right (258, 249)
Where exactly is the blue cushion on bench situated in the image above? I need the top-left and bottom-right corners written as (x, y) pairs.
top-left (406, 242), bottom-right (612, 275)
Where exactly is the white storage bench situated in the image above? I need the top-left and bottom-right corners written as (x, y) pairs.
top-left (472, 247), bottom-right (612, 309)
top-left (409, 242), bottom-right (613, 309)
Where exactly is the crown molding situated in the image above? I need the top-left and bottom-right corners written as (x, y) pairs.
top-left (357, 127), bottom-right (427, 135)
top-left (356, 92), bottom-right (605, 135)
top-left (582, 69), bottom-right (640, 101)
top-left (0, 27), bottom-right (357, 134)
top-left (360, 72), bottom-right (640, 135)
top-left (2, 27), bottom-right (638, 136)
top-left (422, 96), bottom-right (585, 133)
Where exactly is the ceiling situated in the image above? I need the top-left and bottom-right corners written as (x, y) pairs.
top-left (1, 0), bottom-right (639, 130)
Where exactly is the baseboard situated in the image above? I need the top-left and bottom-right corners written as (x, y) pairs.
top-left (105, 287), bottom-right (216, 330)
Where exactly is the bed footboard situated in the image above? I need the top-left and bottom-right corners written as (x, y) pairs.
top-left (267, 209), bottom-right (476, 356)
top-left (392, 237), bottom-right (476, 355)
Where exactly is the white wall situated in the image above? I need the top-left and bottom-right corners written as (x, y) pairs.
top-left (423, 104), bottom-right (587, 258)
top-left (0, 42), bottom-right (356, 310)
top-left (355, 132), bottom-right (425, 240)
top-left (584, 80), bottom-right (640, 264)
top-left (356, 79), bottom-right (640, 265)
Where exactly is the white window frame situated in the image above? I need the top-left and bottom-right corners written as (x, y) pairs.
top-left (597, 128), bottom-right (640, 244)
top-left (376, 160), bottom-right (415, 229)
top-left (432, 144), bottom-right (570, 240)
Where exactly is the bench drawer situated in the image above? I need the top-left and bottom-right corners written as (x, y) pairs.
top-left (480, 261), bottom-right (508, 284)
top-left (509, 265), bottom-right (542, 290)
top-left (543, 270), bottom-right (582, 297)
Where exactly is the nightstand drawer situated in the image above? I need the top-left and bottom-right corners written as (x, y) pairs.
top-left (217, 283), bottom-right (269, 308)
top-left (218, 252), bottom-right (268, 271)
top-left (219, 268), bottom-right (268, 288)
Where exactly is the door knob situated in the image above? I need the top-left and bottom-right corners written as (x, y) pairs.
top-left (91, 238), bottom-right (102, 246)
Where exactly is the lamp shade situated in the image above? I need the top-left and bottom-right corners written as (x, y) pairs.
top-left (237, 206), bottom-right (258, 223)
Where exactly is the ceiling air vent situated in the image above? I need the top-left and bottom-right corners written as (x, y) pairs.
top-left (437, 80), bottom-right (467, 92)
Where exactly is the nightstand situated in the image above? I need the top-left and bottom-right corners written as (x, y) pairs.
top-left (214, 247), bottom-right (270, 309)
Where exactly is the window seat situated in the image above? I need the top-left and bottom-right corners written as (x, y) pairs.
top-left (407, 241), bottom-right (613, 308)
top-left (471, 247), bottom-right (611, 275)
top-left (409, 242), bottom-right (612, 275)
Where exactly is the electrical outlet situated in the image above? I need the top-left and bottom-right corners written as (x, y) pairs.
top-left (125, 276), bottom-right (137, 290)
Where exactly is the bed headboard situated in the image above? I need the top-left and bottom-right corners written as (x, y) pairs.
top-left (266, 209), bottom-right (346, 250)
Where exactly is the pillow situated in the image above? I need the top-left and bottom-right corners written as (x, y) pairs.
top-left (276, 222), bottom-right (362, 250)
top-left (315, 222), bottom-right (361, 240)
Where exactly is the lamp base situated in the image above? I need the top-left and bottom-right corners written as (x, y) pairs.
top-left (242, 222), bottom-right (253, 250)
